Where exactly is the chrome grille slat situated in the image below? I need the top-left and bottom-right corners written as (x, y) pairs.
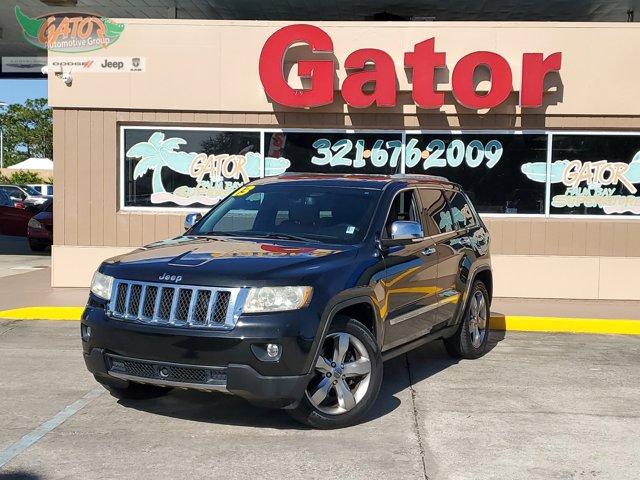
top-left (108, 280), bottom-right (242, 330)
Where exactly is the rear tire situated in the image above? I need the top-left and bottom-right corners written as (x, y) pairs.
top-left (444, 281), bottom-right (490, 359)
top-left (95, 376), bottom-right (172, 400)
top-left (28, 239), bottom-right (47, 252)
top-left (290, 315), bottom-right (383, 429)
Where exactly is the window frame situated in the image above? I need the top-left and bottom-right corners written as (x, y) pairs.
top-left (381, 187), bottom-right (423, 240)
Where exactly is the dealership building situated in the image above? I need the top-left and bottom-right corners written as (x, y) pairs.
top-left (36, 10), bottom-right (640, 299)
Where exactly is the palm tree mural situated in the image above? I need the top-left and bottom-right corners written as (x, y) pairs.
top-left (127, 132), bottom-right (196, 194)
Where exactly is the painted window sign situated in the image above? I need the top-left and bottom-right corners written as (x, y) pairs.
top-left (122, 128), bottom-right (289, 208)
top-left (406, 134), bottom-right (548, 214)
top-left (264, 132), bottom-right (401, 174)
top-left (122, 127), bottom-right (640, 217)
top-left (522, 135), bottom-right (640, 215)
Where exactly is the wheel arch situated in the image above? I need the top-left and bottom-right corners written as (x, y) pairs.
top-left (306, 293), bottom-right (382, 374)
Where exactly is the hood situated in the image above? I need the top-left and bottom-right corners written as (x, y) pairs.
top-left (101, 235), bottom-right (360, 287)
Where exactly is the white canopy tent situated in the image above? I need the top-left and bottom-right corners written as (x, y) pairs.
top-left (7, 158), bottom-right (53, 170)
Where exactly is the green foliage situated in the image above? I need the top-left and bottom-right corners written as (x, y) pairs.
top-left (0, 98), bottom-right (52, 167)
top-left (7, 170), bottom-right (44, 184)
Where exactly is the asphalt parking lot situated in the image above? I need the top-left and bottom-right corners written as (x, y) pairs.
top-left (0, 320), bottom-right (638, 480)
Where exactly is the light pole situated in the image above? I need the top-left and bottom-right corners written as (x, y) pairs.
top-left (0, 101), bottom-right (6, 168)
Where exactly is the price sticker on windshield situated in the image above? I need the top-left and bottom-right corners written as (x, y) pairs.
top-left (232, 185), bottom-right (255, 197)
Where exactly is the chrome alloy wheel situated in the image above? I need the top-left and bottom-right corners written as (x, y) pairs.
top-left (306, 332), bottom-right (372, 415)
top-left (469, 290), bottom-right (488, 348)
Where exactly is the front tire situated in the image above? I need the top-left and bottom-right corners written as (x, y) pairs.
top-left (444, 281), bottom-right (490, 359)
top-left (290, 316), bottom-right (383, 429)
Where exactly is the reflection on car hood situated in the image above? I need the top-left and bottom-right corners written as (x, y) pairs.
top-left (101, 235), bottom-right (359, 286)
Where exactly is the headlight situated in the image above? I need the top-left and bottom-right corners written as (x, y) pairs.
top-left (28, 218), bottom-right (43, 230)
top-left (90, 271), bottom-right (114, 301)
top-left (243, 286), bottom-right (313, 313)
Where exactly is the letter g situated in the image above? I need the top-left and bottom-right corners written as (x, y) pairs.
top-left (259, 24), bottom-right (335, 107)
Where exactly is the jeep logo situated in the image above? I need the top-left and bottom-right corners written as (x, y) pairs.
top-left (100, 59), bottom-right (124, 69)
top-left (159, 273), bottom-right (182, 283)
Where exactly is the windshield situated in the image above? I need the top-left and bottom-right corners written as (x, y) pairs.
top-left (190, 184), bottom-right (381, 245)
top-left (20, 185), bottom-right (41, 196)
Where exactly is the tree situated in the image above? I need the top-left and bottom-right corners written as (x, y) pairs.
top-left (0, 98), bottom-right (52, 167)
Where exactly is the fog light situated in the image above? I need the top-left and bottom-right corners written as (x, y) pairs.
top-left (81, 324), bottom-right (91, 342)
top-left (266, 343), bottom-right (280, 358)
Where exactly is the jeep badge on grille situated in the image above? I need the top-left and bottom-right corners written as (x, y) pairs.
top-left (159, 273), bottom-right (182, 283)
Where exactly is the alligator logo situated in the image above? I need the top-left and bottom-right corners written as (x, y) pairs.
top-left (15, 6), bottom-right (124, 53)
top-left (126, 131), bottom-right (291, 206)
top-left (521, 150), bottom-right (640, 214)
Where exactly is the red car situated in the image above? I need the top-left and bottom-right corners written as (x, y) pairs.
top-left (0, 190), bottom-right (35, 236)
top-left (27, 199), bottom-right (53, 251)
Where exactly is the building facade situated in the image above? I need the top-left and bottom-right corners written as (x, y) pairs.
top-left (49, 19), bottom-right (640, 299)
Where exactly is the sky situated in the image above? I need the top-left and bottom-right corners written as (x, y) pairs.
top-left (0, 79), bottom-right (48, 106)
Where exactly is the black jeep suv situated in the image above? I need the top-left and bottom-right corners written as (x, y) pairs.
top-left (82, 173), bottom-right (492, 428)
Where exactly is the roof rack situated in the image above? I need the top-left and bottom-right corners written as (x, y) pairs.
top-left (391, 173), bottom-right (451, 182)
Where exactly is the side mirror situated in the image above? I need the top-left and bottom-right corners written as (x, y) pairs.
top-left (382, 220), bottom-right (425, 246)
top-left (184, 212), bottom-right (202, 231)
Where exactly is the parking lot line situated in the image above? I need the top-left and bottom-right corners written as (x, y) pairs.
top-left (0, 387), bottom-right (104, 470)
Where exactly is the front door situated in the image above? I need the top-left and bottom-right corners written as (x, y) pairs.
top-left (381, 189), bottom-right (440, 350)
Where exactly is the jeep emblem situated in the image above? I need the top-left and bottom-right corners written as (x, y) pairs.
top-left (159, 273), bottom-right (182, 283)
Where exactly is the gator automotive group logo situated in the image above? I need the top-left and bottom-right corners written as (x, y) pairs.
top-left (15, 6), bottom-right (124, 53)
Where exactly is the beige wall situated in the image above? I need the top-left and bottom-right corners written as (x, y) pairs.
top-left (49, 20), bottom-right (640, 297)
top-left (48, 20), bottom-right (640, 117)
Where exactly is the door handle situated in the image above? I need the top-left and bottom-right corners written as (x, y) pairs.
top-left (421, 246), bottom-right (436, 256)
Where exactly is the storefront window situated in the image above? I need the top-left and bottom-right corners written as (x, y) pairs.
top-left (121, 127), bottom-right (640, 218)
top-left (122, 128), bottom-right (261, 208)
top-left (547, 134), bottom-right (640, 216)
top-left (405, 134), bottom-right (548, 214)
top-left (263, 132), bottom-right (402, 175)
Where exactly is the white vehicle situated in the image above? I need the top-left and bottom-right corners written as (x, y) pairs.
top-left (0, 185), bottom-right (51, 207)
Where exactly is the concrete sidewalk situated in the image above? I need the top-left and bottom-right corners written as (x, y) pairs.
top-left (0, 268), bottom-right (87, 311)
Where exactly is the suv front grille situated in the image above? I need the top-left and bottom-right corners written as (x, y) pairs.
top-left (107, 280), bottom-right (242, 329)
top-left (106, 354), bottom-right (227, 387)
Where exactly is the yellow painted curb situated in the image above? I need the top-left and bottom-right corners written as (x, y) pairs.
top-left (0, 306), bottom-right (84, 321)
top-left (0, 308), bottom-right (639, 335)
top-left (489, 315), bottom-right (640, 335)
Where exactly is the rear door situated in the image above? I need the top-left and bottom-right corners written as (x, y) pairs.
top-left (435, 189), bottom-right (481, 324)
top-left (381, 189), bottom-right (440, 350)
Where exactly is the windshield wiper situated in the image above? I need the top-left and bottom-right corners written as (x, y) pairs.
top-left (257, 232), bottom-right (314, 242)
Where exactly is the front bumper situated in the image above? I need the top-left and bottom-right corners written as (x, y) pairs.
top-left (81, 303), bottom-right (322, 407)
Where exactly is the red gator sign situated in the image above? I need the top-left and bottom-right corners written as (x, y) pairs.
top-left (259, 24), bottom-right (562, 110)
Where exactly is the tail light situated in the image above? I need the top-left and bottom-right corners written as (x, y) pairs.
top-left (14, 202), bottom-right (25, 209)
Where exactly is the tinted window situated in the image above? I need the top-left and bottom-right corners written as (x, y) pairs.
top-left (0, 191), bottom-right (11, 206)
top-left (20, 185), bottom-right (41, 196)
top-left (192, 185), bottom-right (380, 245)
top-left (418, 189), bottom-right (456, 235)
top-left (446, 191), bottom-right (478, 230)
top-left (383, 189), bottom-right (420, 238)
top-left (1, 187), bottom-right (25, 200)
